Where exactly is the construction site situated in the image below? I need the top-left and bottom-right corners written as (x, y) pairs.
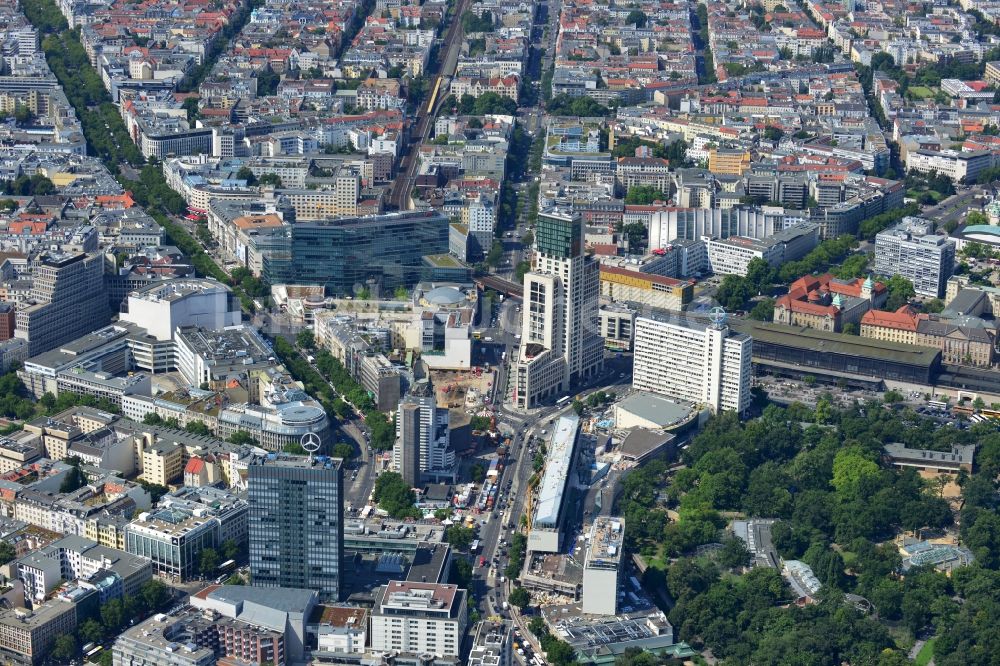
top-left (430, 366), bottom-right (496, 411)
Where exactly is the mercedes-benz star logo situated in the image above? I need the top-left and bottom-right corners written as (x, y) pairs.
top-left (300, 432), bottom-right (322, 454)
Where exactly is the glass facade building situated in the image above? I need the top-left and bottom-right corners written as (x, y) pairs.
top-left (248, 455), bottom-right (344, 601)
top-left (261, 211), bottom-right (449, 296)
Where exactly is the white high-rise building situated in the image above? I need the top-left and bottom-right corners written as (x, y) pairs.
top-left (513, 210), bottom-right (603, 409)
top-left (393, 378), bottom-right (455, 485)
top-left (874, 217), bottom-right (955, 298)
top-left (633, 309), bottom-right (752, 414)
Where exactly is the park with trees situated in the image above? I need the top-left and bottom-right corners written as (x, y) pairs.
top-left (608, 396), bottom-right (1000, 665)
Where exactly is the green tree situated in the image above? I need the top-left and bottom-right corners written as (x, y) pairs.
top-left (221, 538), bottom-right (239, 561)
top-left (745, 257), bottom-right (776, 293)
top-left (236, 166), bottom-right (257, 185)
top-left (199, 547), bottom-right (219, 575)
top-left (283, 441), bottom-right (307, 455)
top-left (228, 430), bottom-right (258, 445)
top-left (509, 586), bottom-right (531, 608)
top-left (470, 462), bottom-right (486, 482)
top-left (100, 598), bottom-right (124, 632)
top-left (59, 457), bottom-right (87, 493)
top-left (832, 447), bottom-right (881, 499)
top-left (626, 9), bottom-right (647, 27)
top-left (883, 389), bottom-right (904, 403)
top-left (331, 442), bottom-right (356, 459)
top-left (78, 617), bottom-right (104, 645)
top-left (749, 298), bottom-right (775, 321)
top-left (486, 240), bottom-right (504, 267)
top-left (716, 274), bottom-right (754, 311)
top-left (181, 96), bottom-right (200, 122)
top-left (0, 541), bottom-right (15, 565)
top-left (882, 275), bottom-right (916, 311)
top-left (718, 536), bottom-right (751, 569)
top-left (434, 508), bottom-right (452, 521)
top-left (450, 557), bottom-right (473, 588)
top-left (51, 634), bottom-right (76, 662)
top-left (297, 329), bottom-right (316, 350)
top-left (445, 525), bottom-right (475, 550)
top-left (373, 472), bottom-right (421, 519)
top-left (621, 222), bottom-right (648, 252)
top-left (624, 185), bottom-right (667, 205)
top-left (140, 579), bottom-right (170, 611)
top-left (185, 420), bottom-right (211, 436)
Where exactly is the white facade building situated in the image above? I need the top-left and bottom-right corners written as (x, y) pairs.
top-left (119, 278), bottom-right (241, 342)
top-left (370, 581), bottom-right (467, 657)
top-left (874, 217), bottom-right (956, 298)
top-left (632, 311), bottom-right (752, 414)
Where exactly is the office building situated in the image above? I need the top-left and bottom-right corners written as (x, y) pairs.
top-left (874, 218), bottom-right (955, 298)
top-left (311, 605), bottom-right (368, 655)
top-left (0, 600), bottom-right (77, 664)
top-left (394, 378), bottom-right (454, 485)
top-left (260, 211), bottom-right (449, 296)
top-left (370, 581), bottom-right (468, 657)
top-left (248, 455), bottom-right (344, 601)
top-left (705, 223), bottom-right (820, 277)
top-left (119, 278), bottom-right (241, 342)
top-left (528, 414), bottom-right (580, 553)
top-left (125, 487), bottom-right (248, 581)
top-left (599, 303), bottom-right (636, 351)
top-left (633, 310), bottom-right (752, 414)
top-left (599, 263), bottom-right (694, 311)
top-left (15, 252), bottom-right (109, 356)
top-left (905, 148), bottom-right (997, 184)
top-left (582, 517), bottom-right (624, 616)
top-left (513, 210), bottom-right (603, 409)
top-left (174, 325), bottom-right (275, 388)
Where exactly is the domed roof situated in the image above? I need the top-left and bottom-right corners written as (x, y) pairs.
top-left (425, 286), bottom-right (465, 305)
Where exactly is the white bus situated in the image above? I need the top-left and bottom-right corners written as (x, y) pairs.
top-left (470, 539), bottom-right (480, 553)
top-left (555, 395), bottom-right (571, 406)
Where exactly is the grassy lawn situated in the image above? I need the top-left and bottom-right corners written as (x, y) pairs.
top-left (907, 188), bottom-right (944, 203)
top-left (909, 86), bottom-right (935, 99)
top-left (915, 637), bottom-right (937, 666)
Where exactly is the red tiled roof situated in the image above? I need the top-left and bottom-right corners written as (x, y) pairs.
top-left (861, 304), bottom-right (922, 331)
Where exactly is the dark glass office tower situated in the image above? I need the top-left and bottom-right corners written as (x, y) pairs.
top-left (248, 455), bottom-right (343, 600)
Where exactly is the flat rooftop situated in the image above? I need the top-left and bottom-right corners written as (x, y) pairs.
top-left (176, 325), bottom-right (272, 363)
top-left (534, 413), bottom-right (580, 527)
top-left (729, 320), bottom-right (941, 367)
top-left (616, 391), bottom-right (695, 428)
top-left (585, 517), bottom-right (624, 570)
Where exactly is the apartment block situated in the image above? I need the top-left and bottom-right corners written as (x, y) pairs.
top-left (370, 581), bottom-right (468, 657)
top-left (633, 312), bottom-right (752, 414)
top-left (874, 217), bottom-right (955, 298)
